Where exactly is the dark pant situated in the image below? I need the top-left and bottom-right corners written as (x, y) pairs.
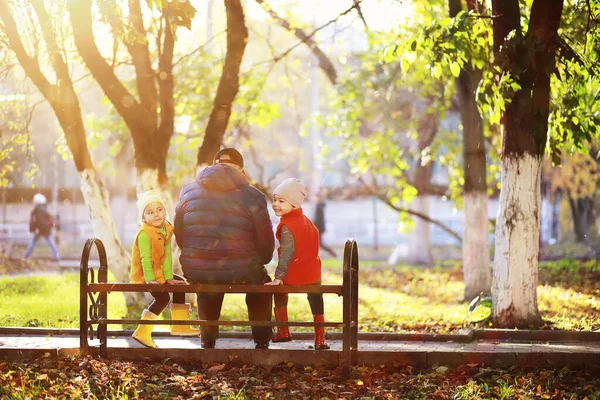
top-left (147, 274), bottom-right (186, 315)
top-left (195, 268), bottom-right (273, 345)
top-left (274, 290), bottom-right (325, 315)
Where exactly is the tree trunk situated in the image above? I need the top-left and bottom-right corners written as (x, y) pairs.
top-left (79, 169), bottom-right (131, 279)
top-left (0, 1), bottom-right (134, 303)
top-left (68, 0), bottom-right (172, 189)
top-left (463, 191), bottom-right (491, 300)
top-left (551, 188), bottom-right (562, 242)
top-left (569, 197), bottom-right (591, 243)
top-left (196, 0), bottom-right (248, 167)
top-left (402, 108), bottom-right (438, 265)
top-left (492, 153), bottom-right (543, 327)
top-left (405, 195), bottom-right (432, 265)
top-left (491, 0), bottom-right (563, 328)
top-left (458, 69), bottom-right (491, 300)
top-left (450, 0), bottom-right (491, 302)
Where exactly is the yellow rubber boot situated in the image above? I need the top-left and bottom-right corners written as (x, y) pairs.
top-left (170, 303), bottom-right (200, 336)
top-left (132, 309), bottom-right (158, 348)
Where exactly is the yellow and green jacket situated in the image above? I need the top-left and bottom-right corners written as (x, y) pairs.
top-left (130, 221), bottom-right (174, 284)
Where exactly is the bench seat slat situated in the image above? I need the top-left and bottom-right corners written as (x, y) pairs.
top-left (87, 283), bottom-right (343, 295)
top-left (96, 319), bottom-right (344, 327)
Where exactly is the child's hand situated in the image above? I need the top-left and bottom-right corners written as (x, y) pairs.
top-left (146, 280), bottom-right (158, 284)
top-left (265, 279), bottom-right (283, 285)
top-left (167, 279), bottom-right (187, 285)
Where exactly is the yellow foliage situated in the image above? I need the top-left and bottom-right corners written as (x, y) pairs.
top-left (562, 153), bottom-right (599, 199)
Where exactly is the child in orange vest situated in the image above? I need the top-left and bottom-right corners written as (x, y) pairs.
top-left (130, 190), bottom-right (199, 348)
top-left (265, 178), bottom-right (330, 349)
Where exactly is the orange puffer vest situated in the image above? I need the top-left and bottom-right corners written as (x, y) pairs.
top-left (130, 222), bottom-right (174, 284)
top-left (276, 208), bottom-right (321, 285)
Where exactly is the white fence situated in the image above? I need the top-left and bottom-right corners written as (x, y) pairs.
top-left (1, 197), bottom-right (498, 249)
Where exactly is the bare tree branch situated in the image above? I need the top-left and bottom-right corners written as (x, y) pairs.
top-left (0, 3), bottom-right (52, 99)
top-left (67, 0), bottom-right (146, 130)
top-left (357, 176), bottom-right (463, 243)
top-left (196, 0), bottom-right (248, 167)
top-left (353, 0), bottom-right (369, 31)
top-left (172, 29), bottom-right (226, 67)
top-left (251, 1), bottom-right (362, 70)
top-left (157, 10), bottom-right (175, 177)
top-left (0, 1), bottom-right (92, 170)
top-left (67, 0), bottom-right (167, 176)
top-left (30, 0), bottom-right (69, 81)
top-left (126, 0), bottom-right (157, 117)
top-left (254, 0), bottom-right (338, 85)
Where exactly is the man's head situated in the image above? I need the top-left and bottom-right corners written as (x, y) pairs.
top-left (213, 148), bottom-right (244, 170)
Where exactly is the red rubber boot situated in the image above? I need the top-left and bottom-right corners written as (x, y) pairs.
top-left (272, 306), bottom-right (292, 343)
top-left (314, 314), bottom-right (330, 350)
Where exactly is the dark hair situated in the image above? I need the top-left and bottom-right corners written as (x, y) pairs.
top-left (213, 148), bottom-right (244, 168)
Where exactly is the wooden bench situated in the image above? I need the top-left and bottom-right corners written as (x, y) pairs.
top-left (0, 223), bottom-right (32, 257)
top-left (79, 238), bottom-right (359, 372)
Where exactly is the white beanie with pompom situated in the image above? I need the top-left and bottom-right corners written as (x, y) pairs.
top-left (273, 178), bottom-right (306, 208)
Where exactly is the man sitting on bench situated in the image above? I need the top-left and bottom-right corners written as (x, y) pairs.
top-left (174, 148), bottom-right (275, 349)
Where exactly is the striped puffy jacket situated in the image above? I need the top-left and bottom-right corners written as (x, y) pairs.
top-left (174, 164), bottom-right (275, 283)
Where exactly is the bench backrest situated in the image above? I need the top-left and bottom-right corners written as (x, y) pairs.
top-left (79, 237), bottom-right (359, 372)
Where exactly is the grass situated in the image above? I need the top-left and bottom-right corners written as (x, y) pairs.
top-left (0, 273), bottom-right (127, 329)
top-left (1, 256), bottom-right (599, 333)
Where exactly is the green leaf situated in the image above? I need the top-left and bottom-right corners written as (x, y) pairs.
top-left (450, 62), bottom-right (460, 78)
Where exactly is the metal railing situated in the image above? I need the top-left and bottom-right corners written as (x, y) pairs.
top-left (79, 237), bottom-right (360, 373)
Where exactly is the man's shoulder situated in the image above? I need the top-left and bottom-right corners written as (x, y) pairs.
top-left (241, 184), bottom-right (267, 203)
top-left (179, 180), bottom-right (203, 199)
top-left (181, 179), bottom-right (200, 192)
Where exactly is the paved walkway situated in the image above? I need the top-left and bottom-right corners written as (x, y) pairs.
top-left (2, 331), bottom-right (599, 367)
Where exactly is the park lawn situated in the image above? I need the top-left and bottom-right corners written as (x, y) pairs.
top-left (0, 258), bottom-right (598, 332)
top-left (0, 274), bottom-right (127, 329)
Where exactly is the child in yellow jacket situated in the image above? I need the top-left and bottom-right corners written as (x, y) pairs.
top-left (130, 190), bottom-right (198, 348)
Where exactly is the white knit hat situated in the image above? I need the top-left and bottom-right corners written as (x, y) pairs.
top-left (273, 178), bottom-right (306, 208)
top-left (137, 190), bottom-right (165, 218)
top-left (33, 193), bottom-right (47, 205)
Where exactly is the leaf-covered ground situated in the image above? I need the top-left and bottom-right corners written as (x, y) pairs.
top-left (1, 355), bottom-right (599, 399)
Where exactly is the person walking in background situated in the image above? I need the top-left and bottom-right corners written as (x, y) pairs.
top-left (266, 178), bottom-right (330, 350)
top-left (23, 193), bottom-right (59, 261)
top-left (130, 190), bottom-right (198, 349)
top-left (313, 199), bottom-right (337, 258)
top-left (174, 148), bottom-right (275, 349)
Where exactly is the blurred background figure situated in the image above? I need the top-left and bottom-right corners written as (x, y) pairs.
top-left (23, 193), bottom-right (59, 261)
top-left (313, 199), bottom-right (337, 258)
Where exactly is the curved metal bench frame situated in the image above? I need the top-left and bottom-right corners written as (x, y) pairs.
top-left (80, 238), bottom-right (359, 371)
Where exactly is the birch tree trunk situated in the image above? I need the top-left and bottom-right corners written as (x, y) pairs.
top-left (449, 0), bottom-right (491, 302)
top-left (490, 0), bottom-right (563, 327)
top-left (459, 81), bottom-right (491, 301)
top-left (79, 169), bottom-right (131, 282)
top-left (399, 107), bottom-right (438, 265)
top-left (0, 1), bottom-right (135, 304)
top-left (405, 195), bottom-right (432, 265)
top-left (463, 191), bottom-right (491, 300)
top-left (492, 154), bottom-right (542, 325)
